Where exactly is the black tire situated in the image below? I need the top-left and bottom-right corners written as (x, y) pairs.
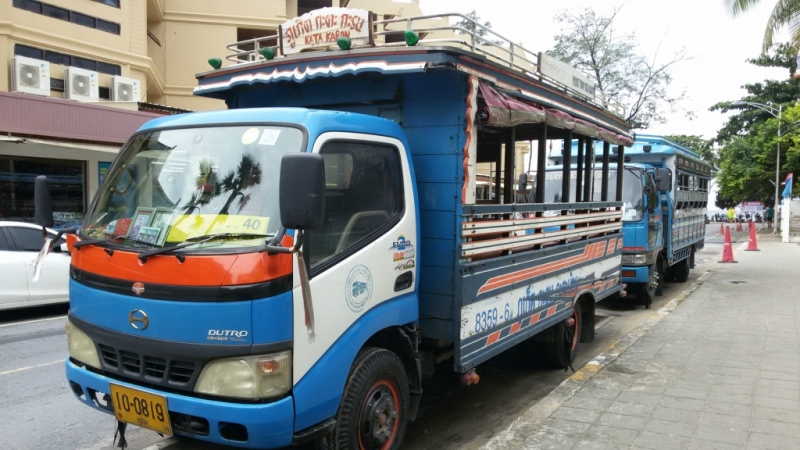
top-left (640, 263), bottom-right (658, 309)
top-left (540, 301), bottom-right (582, 369)
top-left (655, 257), bottom-right (665, 297)
top-left (673, 258), bottom-right (690, 283)
top-left (330, 348), bottom-right (410, 450)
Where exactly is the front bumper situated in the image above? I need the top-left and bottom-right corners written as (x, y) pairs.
top-left (621, 265), bottom-right (649, 284)
top-left (66, 359), bottom-right (294, 449)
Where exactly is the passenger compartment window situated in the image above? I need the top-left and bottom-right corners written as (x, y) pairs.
top-left (308, 140), bottom-right (403, 270)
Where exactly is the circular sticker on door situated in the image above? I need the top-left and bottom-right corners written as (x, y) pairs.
top-left (345, 265), bottom-right (373, 312)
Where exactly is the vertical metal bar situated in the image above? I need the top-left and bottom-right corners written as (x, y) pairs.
top-left (583, 139), bottom-right (593, 202)
top-left (494, 149), bottom-right (502, 204)
top-left (576, 137), bottom-right (584, 202)
top-left (504, 127), bottom-right (516, 204)
top-left (536, 124), bottom-right (547, 203)
top-left (602, 141), bottom-right (610, 201)
top-left (616, 145), bottom-right (625, 202)
top-left (562, 131), bottom-right (572, 203)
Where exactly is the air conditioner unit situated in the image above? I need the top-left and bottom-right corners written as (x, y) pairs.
top-left (10, 56), bottom-right (51, 96)
top-left (109, 76), bottom-right (141, 102)
top-left (64, 67), bottom-right (99, 102)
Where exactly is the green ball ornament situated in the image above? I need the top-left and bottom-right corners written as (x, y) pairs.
top-left (207, 58), bottom-right (222, 70)
top-left (404, 30), bottom-right (420, 46)
top-left (259, 47), bottom-right (275, 60)
top-left (337, 37), bottom-right (352, 50)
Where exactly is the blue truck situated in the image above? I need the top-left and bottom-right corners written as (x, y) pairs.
top-left (33, 8), bottom-right (636, 449)
top-left (548, 134), bottom-right (712, 308)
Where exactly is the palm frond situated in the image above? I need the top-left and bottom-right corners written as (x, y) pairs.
top-left (762, 0), bottom-right (800, 52)
top-left (725, 0), bottom-right (766, 17)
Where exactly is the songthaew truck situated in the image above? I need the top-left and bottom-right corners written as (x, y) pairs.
top-left (548, 134), bottom-right (712, 308)
top-left (34, 8), bottom-right (634, 449)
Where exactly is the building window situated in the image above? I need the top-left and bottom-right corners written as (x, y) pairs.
top-left (14, 44), bottom-right (43, 60)
top-left (97, 62), bottom-right (121, 76)
top-left (94, 0), bottom-right (120, 7)
top-left (0, 156), bottom-right (86, 224)
top-left (45, 51), bottom-right (71, 66)
top-left (96, 19), bottom-right (120, 35)
top-left (236, 28), bottom-right (278, 54)
top-left (13, 0), bottom-right (121, 35)
top-left (15, 44), bottom-right (122, 76)
top-left (71, 12), bottom-right (96, 28)
top-left (12, 0), bottom-right (42, 14)
top-left (42, 3), bottom-right (69, 21)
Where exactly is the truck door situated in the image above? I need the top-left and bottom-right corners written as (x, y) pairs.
top-left (644, 171), bottom-right (663, 250)
top-left (291, 132), bottom-right (418, 426)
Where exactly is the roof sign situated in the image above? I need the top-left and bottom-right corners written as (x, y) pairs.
top-left (280, 7), bottom-right (371, 55)
top-left (538, 53), bottom-right (596, 100)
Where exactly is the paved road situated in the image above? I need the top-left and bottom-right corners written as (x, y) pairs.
top-left (0, 223), bottom-right (736, 450)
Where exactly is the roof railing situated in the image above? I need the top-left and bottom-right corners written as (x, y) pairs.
top-left (223, 12), bottom-right (624, 117)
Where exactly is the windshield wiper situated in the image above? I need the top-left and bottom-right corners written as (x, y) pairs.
top-left (137, 233), bottom-right (270, 262)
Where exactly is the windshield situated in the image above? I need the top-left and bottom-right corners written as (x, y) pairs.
top-left (542, 168), bottom-right (644, 222)
top-left (82, 125), bottom-right (304, 249)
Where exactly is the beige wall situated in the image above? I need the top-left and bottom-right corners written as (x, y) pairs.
top-left (1, 0), bottom-right (419, 111)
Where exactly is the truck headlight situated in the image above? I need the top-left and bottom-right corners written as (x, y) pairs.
top-left (621, 253), bottom-right (648, 265)
top-left (65, 320), bottom-right (101, 369)
top-left (195, 351), bottom-right (292, 399)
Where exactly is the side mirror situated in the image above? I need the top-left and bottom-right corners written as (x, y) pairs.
top-left (279, 153), bottom-right (325, 230)
top-left (655, 168), bottom-right (672, 193)
top-left (34, 176), bottom-right (54, 228)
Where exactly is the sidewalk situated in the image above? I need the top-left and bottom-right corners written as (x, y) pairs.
top-left (484, 235), bottom-right (800, 450)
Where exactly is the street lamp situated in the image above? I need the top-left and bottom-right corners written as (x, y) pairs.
top-left (731, 100), bottom-right (783, 234)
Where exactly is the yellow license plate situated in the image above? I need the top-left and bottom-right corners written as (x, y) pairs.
top-left (109, 384), bottom-right (173, 436)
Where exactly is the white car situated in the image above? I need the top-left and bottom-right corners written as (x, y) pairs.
top-left (0, 221), bottom-right (70, 310)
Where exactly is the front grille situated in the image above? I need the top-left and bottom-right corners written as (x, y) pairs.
top-left (96, 344), bottom-right (196, 387)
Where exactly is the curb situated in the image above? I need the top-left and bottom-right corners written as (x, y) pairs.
top-left (482, 267), bottom-right (718, 449)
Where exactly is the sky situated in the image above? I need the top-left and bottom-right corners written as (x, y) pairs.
top-left (416, 0), bottom-right (789, 141)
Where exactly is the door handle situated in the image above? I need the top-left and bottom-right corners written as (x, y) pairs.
top-left (394, 271), bottom-right (413, 292)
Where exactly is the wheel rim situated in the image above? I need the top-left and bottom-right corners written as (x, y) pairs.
top-left (358, 379), bottom-right (400, 450)
top-left (565, 308), bottom-right (580, 352)
top-left (647, 265), bottom-right (659, 297)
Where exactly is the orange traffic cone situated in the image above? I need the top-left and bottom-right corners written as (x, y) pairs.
top-left (736, 221), bottom-right (742, 232)
top-left (745, 221), bottom-right (760, 251)
top-left (719, 226), bottom-right (738, 263)
top-left (719, 222), bottom-right (724, 234)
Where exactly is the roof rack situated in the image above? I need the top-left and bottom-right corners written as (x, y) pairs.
top-left (223, 10), bottom-right (624, 117)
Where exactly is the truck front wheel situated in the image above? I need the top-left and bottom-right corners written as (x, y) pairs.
top-left (330, 347), bottom-right (410, 450)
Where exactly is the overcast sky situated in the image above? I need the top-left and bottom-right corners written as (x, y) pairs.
top-left (417, 0), bottom-right (789, 140)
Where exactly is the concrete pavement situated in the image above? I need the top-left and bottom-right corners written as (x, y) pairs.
top-left (484, 232), bottom-right (800, 450)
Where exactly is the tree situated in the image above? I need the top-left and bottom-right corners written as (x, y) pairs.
top-left (455, 10), bottom-right (503, 46)
top-left (710, 44), bottom-right (800, 203)
top-left (724, 0), bottom-right (800, 53)
top-left (547, 7), bottom-right (690, 129)
top-left (666, 135), bottom-right (718, 170)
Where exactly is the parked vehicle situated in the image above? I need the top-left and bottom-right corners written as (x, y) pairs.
top-left (549, 135), bottom-right (711, 308)
top-left (0, 221), bottom-right (69, 310)
top-left (33, 8), bottom-right (633, 449)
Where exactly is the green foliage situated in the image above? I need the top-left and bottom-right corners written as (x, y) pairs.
top-left (665, 135), bottom-right (718, 170)
top-left (711, 43), bottom-right (799, 203)
top-left (546, 7), bottom-right (690, 129)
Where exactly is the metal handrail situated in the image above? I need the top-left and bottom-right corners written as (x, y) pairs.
top-left (221, 12), bottom-right (624, 116)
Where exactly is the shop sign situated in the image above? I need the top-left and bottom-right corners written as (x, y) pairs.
top-left (280, 7), bottom-right (371, 55)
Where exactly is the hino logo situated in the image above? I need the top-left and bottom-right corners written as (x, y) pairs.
top-left (129, 310), bottom-right (149, 330)
top-left (207, 329), bottom-right (248, 341)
